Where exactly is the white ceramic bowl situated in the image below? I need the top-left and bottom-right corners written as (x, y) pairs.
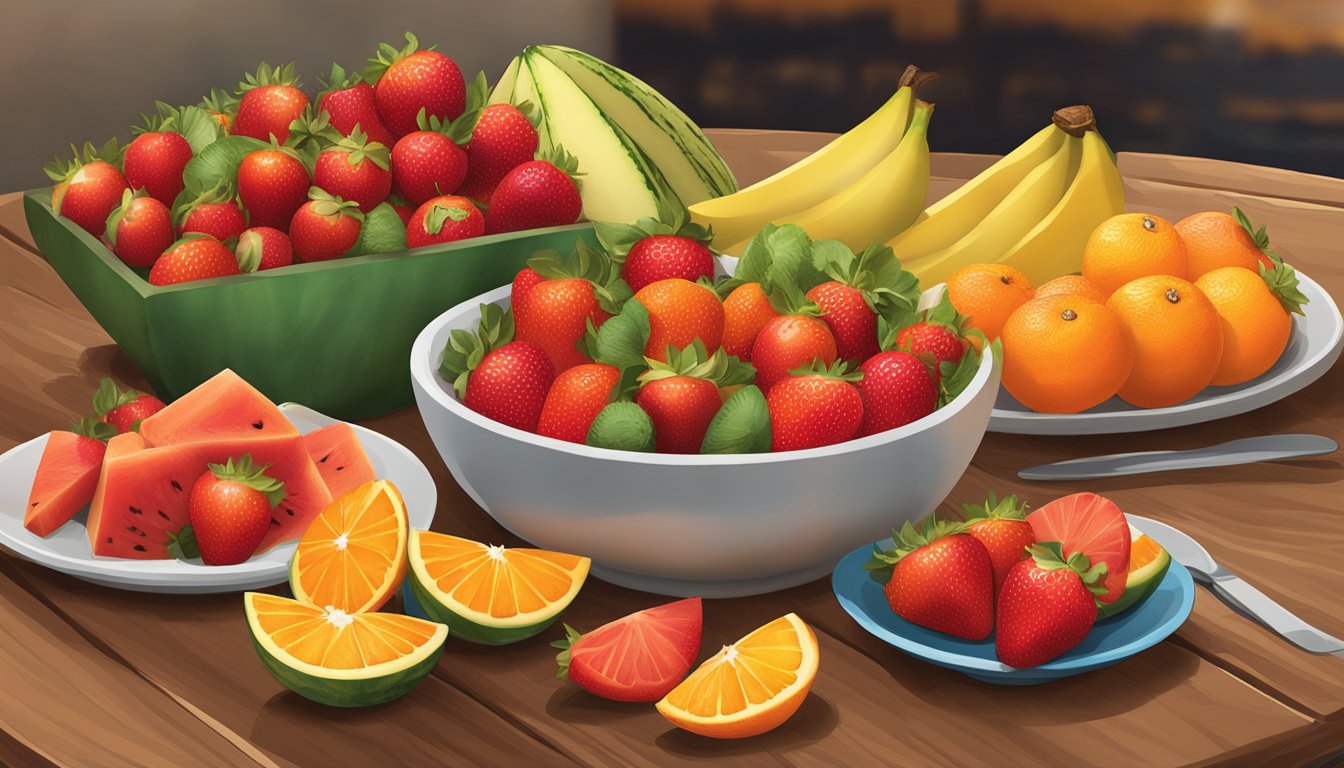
top-left (410, 286), bottom-right (1001, 598)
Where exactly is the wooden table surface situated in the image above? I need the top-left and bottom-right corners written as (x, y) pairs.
top-left (1, 132), bottom-right (1342, 767)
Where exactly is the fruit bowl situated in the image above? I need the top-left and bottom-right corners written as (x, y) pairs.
top-left (24, 189), bottom-right (596, 420)
top-left (409, 285), bottom-right (1002, 598)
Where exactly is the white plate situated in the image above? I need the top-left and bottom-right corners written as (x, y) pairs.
top-left (0, 404), bottom-right (435, 594)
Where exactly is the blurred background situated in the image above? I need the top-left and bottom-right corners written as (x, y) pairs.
top-left (3, 0), bottom-right (1342, 191)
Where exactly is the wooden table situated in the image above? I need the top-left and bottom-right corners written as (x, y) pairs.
top-left (1, 133), bottom-right (1342, 767)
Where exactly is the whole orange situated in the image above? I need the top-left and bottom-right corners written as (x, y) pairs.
top-left (1195, 267), bottom-right (1292, 385)
top-left (1177, 210), bottom-right (1275, 279)
top-left (1083, 213), bottom-right (1188, 298)
top-left (633, 278), bottom-right (725, 362)
top-left (945, 263), bottom-right (1034, 342)
top-left (1000, 295), bottom-right (1134, 413)
top-left (722, 282), bottom-right (778, 361)
top-left (1033, 274), bottom-right (1106, 303)
top-left (1105, 275), bottom-right (1223, 408)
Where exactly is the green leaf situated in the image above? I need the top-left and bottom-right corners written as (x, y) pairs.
top-left (701, 385), bottom-right (771, 454)
top-left (551, 623), bottom-right (583, 680)
top-left (70, 416), bottom-right (118, 443)
top-left (438, 304), bottom-right (515, 398)
top-left (1259, 257), bottom-right (1310, 316)
top-left (938, 341), bottom-right (987, 408)
top-left (585, 402), bottom-right (655, 452)
top-left (181, 135), bottom-right (269, 198)
top-left (590, 298), bottom-right (651, 371)
top-left (346, 202), bottom-right (407, 257)
top-left (205, 454), bottom-right (286, 508)
top-left (166, 525), bottom-right (200, 560)
top-left (961, 491), bottom-right (1028, 522)
top-left (92, 377), bottom-right (141, 417)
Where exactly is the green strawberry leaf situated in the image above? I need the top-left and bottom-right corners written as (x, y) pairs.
top-left (237, 62), bottom-right (300, 93)
top-left (593, 204), bottom-right (713, 262)
top-left (71, 416), bottom-right (119, 443)
top-left (92, 377), bottom-right (142, 417)
top-left (640, 340), bottom-right (755, 387)
top-left (1029, 542), bottom-right (1110, 602)
top-left (166, 525), bottom-right (200, 560)
top-left (1233, 206), bottom-right (1274, 256)
top-left (937, 341), bottom-right (987, 408)
top-left (286, 105), bottom-right (341, 154)
top-left (551, 623), bottom-right (583, 680)
top-left (588, 299), bottom-right (651, 371)
top-left (864, 514), bottom-right (969, 582)
top-left (364, 32), bottom-right (427, 84)
top-left (181, 135), bottom-right (269, 198)
top-left (206, 454), bottom-right (286, 508)
top-left (701, 385), bottom-right (771, 454)
top-left (815, 239), bottom-right (921, 324)
top-left (317, 62), bottom-right (364, 94)
top-left (1260, 257), bottom-right (1310, 316)
top-left (346, 202), bottom-right (407, 258)
top-left (585, 401), bottom-right (655, 452)
top-left (961, 491), bottom-right (1028, 522)
top-left (439, 304), bottom-right (515, 398)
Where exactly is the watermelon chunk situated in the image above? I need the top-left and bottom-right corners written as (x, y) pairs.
top-left (24, 431), bottom-right (106, 537)
top-left (1026, 493), bottom-right (1131, 605)
top-left (302, 423), bottom-right (378, 500)
top-left (138, 369), bottom-right (298, 446)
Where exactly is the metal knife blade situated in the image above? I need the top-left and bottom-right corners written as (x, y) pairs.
top-left (1019, 434), bottom-right (1337, 481)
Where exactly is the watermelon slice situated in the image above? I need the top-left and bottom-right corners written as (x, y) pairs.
top-left (302, 423), bottom-right (377, 500)
top-left (1026, 493), bottom-right (1131, 604)
top-left (554, 597), bottom-right (702, 702)
top-left (24, 426), bottom-right (109, 537)
top-left (138, 369), bottom-right (298, 446)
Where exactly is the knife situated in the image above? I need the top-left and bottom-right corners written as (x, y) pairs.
top-left (1019, 434), bottom-right (1338, 481)
top-left (1129, 515), bottom-right (1344, 658)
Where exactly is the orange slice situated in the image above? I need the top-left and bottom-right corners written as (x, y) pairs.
top-left (289, 480), bottom-right (408, 614)
top-left (656, 613), bottom-right (819, 739)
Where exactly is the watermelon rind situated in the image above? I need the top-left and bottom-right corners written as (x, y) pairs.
top-left (1097, 543), bottom-right (1171, 620)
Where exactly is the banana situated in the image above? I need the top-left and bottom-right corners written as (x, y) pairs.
top-left (886, 123), bottom-right (1066, 261)
top-left (723, 101), bottom-right (934, 254)
top-left (689, 66), bottom-right (936, 249)
top-left (996, 127), bottom-right (1126, 285)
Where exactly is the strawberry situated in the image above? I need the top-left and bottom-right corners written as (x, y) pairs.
top-left (104, 190), bottom-right (175, 268)
top-left (511, 266), bottom-right (546, 311)
top-left (867, 517), bottom-right (995, 641)
top-left (387, 193), bottom-right (414, 226)
top-left (537, 363), bottom-right (622, 443)
top-left (197, 88), bottom-right (238, 132)
top-left (316, 63), bottom-right (395, 147)
top-left (513, 240), bottom-right (629, 372)
top-left (552, 597), bottom-right (703, 703)
top-left (288, 188), bottom-right (364, 262)
top-left (122, 131), bottom-right (192, 207)
top-left (886, 291), bottom-right (972, 382)
top-left (595, 206), bottom-right (716, 294)
top-left (235, 227), bottom-right (292, 271)
top-left (406, 195), bottom-right (483, 248)
top-left (457, 102), bottom-right (539, 204)
top-left (314, 128), bottom-right (392, 212)
top-left (91, 378), bottom-right (166, 434)
top-left (365, 33), bottom-right (466, 139)
top-left (485, 147), bottom-right (584, 235)
top-left (148, 235), bottom-right (245, 286)
top-left (232, 63), bottom-right (308, 143)
top-left (390, 111), bottom-right (470, 205)
top-left (237, 147), bottom-right (311, 230)
top-left (751, 313), bottom-right (837, 395)
top-left (807, 242), bottom-right (921, 364)
top-left (175, 188), bottom-right (248, 243)
top-left (440, 304), bottom-right (554, 432)
top-left (855, 350), bottom-right (936, 437)
top-left (44, 141), bottom-right (129, 238)
top-left (636, 342), bottom-right (749, 454)
top-left (632, 278), bottom-right (723, 363)
top-left (720, 282), bottom-right (778, 361)
top-left (766, 360), bottom-right (864, 452)
top-left (962, 493), bottom-right (1036, 595)
top-left (187, 454), bottom-right (286, 565)
top-left (996, 542), bottom-right (1108, 668)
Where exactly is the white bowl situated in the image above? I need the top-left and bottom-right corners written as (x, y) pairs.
top-left (410, 286), bottom-right (1001, 598)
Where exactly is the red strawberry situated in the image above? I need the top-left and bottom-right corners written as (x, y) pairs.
top-left (807, 281), bottom-right (879, 363)
top-left (537, 362), bottom-right (622, 443)
top-left (91, 377), bottom-right (166, 434)
top-left (512, 243), bottom-right (625, 372)
top-left (485, 148), bottom-right (584, 235)
top-left (314, 129), bottom-right (392, 213)
top-left (366, 33), bottom-right (466, 139)
top-left (289, 189), bottom-right (364, 262)
top-left (316, 63), bottom-right (395, 147)
top-left (721, 282), bottom-right (778, 361)
top-left (237, 147), bottom-right (311, 230)
top-left (45, 142), bottom-right (130, 238)
top-left (511, 266), bottom-right (546, 310)
top-left (869, 517), bottom-right (995, 641)
top-left (596, 207), bottom-right (717, 294)
top-left (888, 291), bottom-right (972, 382)
top-left (553, 597), bottom-right (703, 703)
top-left (176, 190), bottom-right (248, 243)
top-left (634, 342), bottom-right (748, 454)
top-left (148, 235), bottom-right (244, 286)
top-left (235, 227), bottom-right (292, 271)
top-left (766, 360), bottom-right (864, 452)
top-left (387, 193), bottom-right (415, 226)
top-left (808, 243), bottom-right (921, 364)
top-left (390, 108), bottom-right (471, 205)
top-left (122, 131), bottom-right (192, 207)
top-left (458, 102), bottom-right (539, 203)
top-left (855, 350), bottom-right (936, 437)
top-left (751, 313), bottom-right (837, 394)
top-left (406, 195), bottom-right (483, 248)
top-left (996, 542), bottom-right (1107, 668)
top-left (187, 454), bottom-right (286, 565)
top-left (104, 190), bottom-right (175, 268)
top-left (962, 493), bottom-right (1036, 595)
top-left (232, 63), bottom-right (308, 143)
top-left (440, 305), bottom-right (555, 432)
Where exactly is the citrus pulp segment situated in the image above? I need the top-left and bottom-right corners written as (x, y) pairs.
top-left (289, 480), bottom-right (408, 614)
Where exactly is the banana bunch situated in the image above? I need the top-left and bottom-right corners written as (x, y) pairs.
top-left (891, 106), bottom-right (1126, 288)
top-left (689, 66), bottom-right (938, 254)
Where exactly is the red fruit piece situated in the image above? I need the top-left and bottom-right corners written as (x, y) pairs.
top-left (632, 278), bottom-right (724, 363)
top-left (621, 235), bottom-right (715, 293)
top-left (92, 377), bottom-right (166, 434)
top-left (855, 350), bottom-right (936, 437)
top-left (537, 363), bottom-right (622, 444)
top-left (513, 242), bottom-right (625, 372)
top-left (123, 131), bottom-right (193, 207)
top-left (45, 143), bottom-right (130, 238)
top-left (367, 32), bottom-right (466, 139)
top-left (485, 149), bottom-right (584, 235)
top-left (105, 190), bottom-right (175, 268)
top-left (235, 227), bottom-right (292, 271)
top-left (635, 342), bottom-right (747, 454)
top-left (809, 242), bottom-right (922, 364)
top-left (869, 517), bottom-right (995, 641)
top-left (888, 290), bottom-right (972, 383)
top-left (149, 235), bottom-right (243, 286)
top-left (458, 103), bottom-right (539, 204)
top-left (751, 313), bottom-right (837, 394)
top-left (390, 120), bottom-right (469, 205)
top-left (188, 454), bottom-right (286, 566)
top-left (24, 420), bottom-right (113, 537)
top-left (511, 266), bottom-right (546, 311)
top-left (962, 493), bottom-right (1036, 595)
top-left (232, 63), bottom-right (308, 143)
top-left (387, 193), bottom-right (415, 226)
top-left (996, 542), bottom-right (1107, 668)
top-left (176, 190), bottom-right (248, 243)
top-left (766, 360), bottom-right (864, 452)
top-left (289, 189), bottom-right (364, 262)
top-left (440, 304), bottom-right (555, 433)
top-left (1026, 492), bottom-right (1131, 606)
top-left (317, 63), bottom-right (395, 147)
top-left (721, 282), bottom-right (778, 361)
top-left (406, 195), bottom-right (484, 248)
top-left (237, 147), bottom-right (311, 230)
top-left (807, 281), bottom-right (878, 363)
top-left (314, 129), bottom-right (393, 213)
top-left (553, 597), bottom-right (703, 703)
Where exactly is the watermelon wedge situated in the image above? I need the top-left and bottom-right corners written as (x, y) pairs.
top-left (302, 423), bottom-right (377, 500)
top-left (1026, 493), bottom-right (1131, 604)
top-left (554, 597), bottom-right (702, 702)
top-left (24, 427), bottom-right (109, 537)
top-left (138, 369), bottom-right (298, 446)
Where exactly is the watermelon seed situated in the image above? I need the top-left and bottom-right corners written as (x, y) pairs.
top-left (269, 518), bottom-right (281, 526)
top-left (30, 502), bottom-right (37, 507)
top-left (171, 480), bottom-right (182, 491)
top-left (133, 544), bottom-right (146, 552)
top-left (129, 505), bottom-right (143, 515)
top-left (127, 525), bottom-right (138, 533)
top-left (337, 466), bottom-right (345, 471)
top-left (157, 510), bottom-right (169, 520)
top-left (252, 420), bottom-right (264, 430)
top-left (319, 454), bottom-right (330, 464)
top-left (285, 508), bottom-right (294, 516)
top-left (105, 537), bottom-right (112, 543)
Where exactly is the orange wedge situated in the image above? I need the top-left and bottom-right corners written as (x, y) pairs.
top-left (656, 613), bottom-right (819, 739)
top-left (289, 480), bottom-right (408, 614)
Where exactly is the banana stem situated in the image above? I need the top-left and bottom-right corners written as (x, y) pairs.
top-left (1052, 106), bottom-right (1097, 136)
top-left (899, 65), bottom-right (940, 94)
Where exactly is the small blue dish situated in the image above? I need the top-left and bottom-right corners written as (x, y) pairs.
top-left (831, 527), bottom-right (1195, 685)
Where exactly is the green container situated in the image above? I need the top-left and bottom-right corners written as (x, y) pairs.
top-left (24, 189), bottom-right (597, 420)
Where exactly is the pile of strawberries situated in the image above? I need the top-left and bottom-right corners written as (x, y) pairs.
top-left (440, 219), bottom-right (982, 454)
top-left (43, 33), bottom-right (582, 286)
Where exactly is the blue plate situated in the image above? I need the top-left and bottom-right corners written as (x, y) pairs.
top-left (831, 517), bottom-right (1195, 685)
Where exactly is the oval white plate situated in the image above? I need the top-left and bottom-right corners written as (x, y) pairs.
top-left (0, 403), bottom-right (435, 594)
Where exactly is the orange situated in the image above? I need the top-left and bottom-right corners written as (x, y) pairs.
top-left (1000, 295), bottom-right (1134, 413)
top-left (721, 282), bottom-right (778, 360)
top-left (945, 263), bottom-right (1034, 342)
top-left (1195, 266), bottom-right (1293, 385)
top-left (634, 278), bottom-right (725, 362)
top-left (656, 613), bottom-right (818, 739)
top-left (1033, 274), bottom-right (1106, 304)
top-left (1106, 275), bottom-right (1223, 408)
top-left (1176, 210), bottom-right (1275, 279)
top-left (289, 480), bottom-right (409, 614)
top-left (1082, 213), bottom-right (1188, 298)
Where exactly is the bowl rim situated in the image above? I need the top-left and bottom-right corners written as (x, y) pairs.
top-left (410, 284), bottom-right (999, 467)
